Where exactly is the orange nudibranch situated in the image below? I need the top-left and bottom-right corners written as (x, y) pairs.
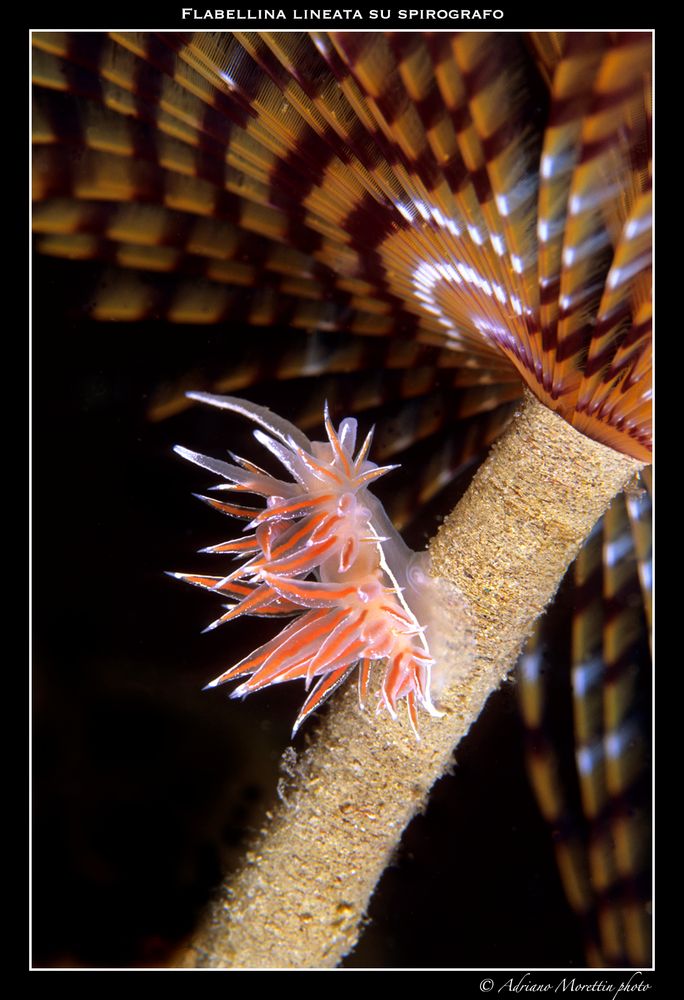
top-left (171, 393), bottom-right (440, 737)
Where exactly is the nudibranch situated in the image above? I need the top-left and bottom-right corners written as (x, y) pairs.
top-left (172, 393), bottom-right (441, 737)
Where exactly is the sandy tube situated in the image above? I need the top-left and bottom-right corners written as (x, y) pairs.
top-left (175, 391), bottom-right (644, 969)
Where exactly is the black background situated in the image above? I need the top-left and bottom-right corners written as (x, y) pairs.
top-left (32, 252), bottom-right (588, 969)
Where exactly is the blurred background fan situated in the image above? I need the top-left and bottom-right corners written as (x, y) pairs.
top-left (31, 30), bottom-right (651, 968)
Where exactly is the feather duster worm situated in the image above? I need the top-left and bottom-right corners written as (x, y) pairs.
top-left (171, 393), bottom-right (440, 736)
top-left (32, 29), bottom-right (652, 967)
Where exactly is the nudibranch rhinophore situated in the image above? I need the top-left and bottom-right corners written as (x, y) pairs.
top-left (171, 393), bottom-right (441, 737)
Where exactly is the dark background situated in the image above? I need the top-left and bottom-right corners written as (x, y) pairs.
top-left (31, 251), bottom-right (594, 969)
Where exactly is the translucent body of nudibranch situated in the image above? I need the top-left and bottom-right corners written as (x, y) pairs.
top-left (171, 394), bottom-right (441, 738)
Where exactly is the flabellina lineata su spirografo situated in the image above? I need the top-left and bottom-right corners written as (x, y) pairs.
top-left (171, 392), bottom-right (441, 738)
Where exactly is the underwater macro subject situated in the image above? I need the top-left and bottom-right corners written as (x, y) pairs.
top-left (32, 29), bottom-right (652, 969)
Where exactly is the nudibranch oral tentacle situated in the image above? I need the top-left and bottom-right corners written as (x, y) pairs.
top-left (173, 393), bottom-right (438, 738)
